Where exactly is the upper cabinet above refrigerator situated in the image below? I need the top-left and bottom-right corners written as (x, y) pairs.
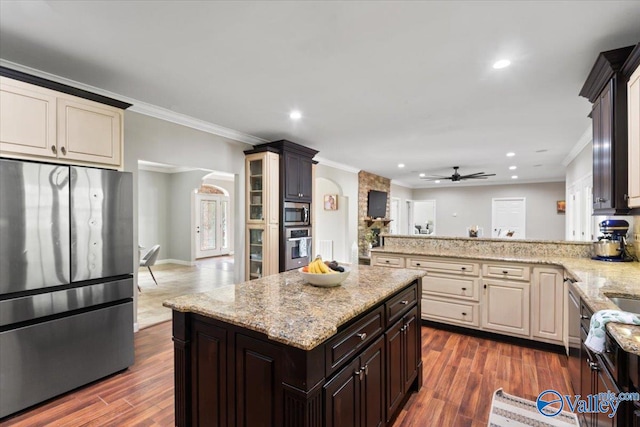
top-left (0, 67), bottom-right (131, 170)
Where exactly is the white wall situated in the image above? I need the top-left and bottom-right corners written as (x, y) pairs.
top-left (314, 178), bottom-right (348, 262)
top-left (138, 170), bottom-right (170, 259)
top-left (314, 164), bottom-right (359, 263)
top-left (124, 111), bottom-right (251, 327)
top-left (390, 183), bottom-right (412, 234)
top-left (411, 181), bottom-right (566, 240)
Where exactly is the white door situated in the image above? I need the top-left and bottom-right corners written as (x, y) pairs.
top-left (491, 198), bottom-right (526, 239)
top-left (195, 194), bottom-right (230, 258)
top-left (389, 197), bottom-right (400, 234)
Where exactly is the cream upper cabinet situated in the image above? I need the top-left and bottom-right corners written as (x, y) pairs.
top-left (0, 76), bottom-right (125, 169)
top-left (482, 278), bottom-right (530, 337)
top-left (0, 77), bottom-right (57, 158)
top-left (628, 63), bottom-right (640, 208)
top-left (57, 95), bottom-right (122, 166)
top-left (531, 267), bottom-right (564, 342)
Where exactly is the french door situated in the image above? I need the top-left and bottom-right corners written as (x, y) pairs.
top-left (195, 194), bottom-right (230, 258)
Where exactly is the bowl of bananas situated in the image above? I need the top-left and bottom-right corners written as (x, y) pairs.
top-left (300, 256), bottom-right (350, 287)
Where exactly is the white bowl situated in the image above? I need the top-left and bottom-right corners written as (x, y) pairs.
top-left (299, 266), bottom-right (350, 287)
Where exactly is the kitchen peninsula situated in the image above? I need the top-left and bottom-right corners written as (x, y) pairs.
top-left (163, 266), bottom-right (426, 427)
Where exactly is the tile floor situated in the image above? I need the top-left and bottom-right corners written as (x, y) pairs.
top-left (136, 255), bottom-right (235, 329)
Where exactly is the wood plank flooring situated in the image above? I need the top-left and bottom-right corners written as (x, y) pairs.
top-left (1, 323), bottom-right (572, 426)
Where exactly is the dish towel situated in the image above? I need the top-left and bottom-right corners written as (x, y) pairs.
top-left (584, 309), bottom-right (640, 353)
top-left (299, 238), bottom-right (308, 258)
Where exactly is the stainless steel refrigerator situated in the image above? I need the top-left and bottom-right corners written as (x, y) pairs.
top-left (0, 158), bottom-right (134, 418)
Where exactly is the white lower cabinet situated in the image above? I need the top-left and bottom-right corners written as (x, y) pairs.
top-left (482, 279), bottom-right (530, 337)
top-left (376, 252), bottom-right (565, 345)
top-left (531, 267), bottom-right (564, 342)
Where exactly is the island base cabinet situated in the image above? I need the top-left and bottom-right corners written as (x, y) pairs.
top-left (171, 280), bottom-right (421, 427)
top-left (191, 319), bottom-right (228, 427)
top-left (385, 306), bottom-right (419, 423)
top-left (324, 336), bottom-right (385, 427)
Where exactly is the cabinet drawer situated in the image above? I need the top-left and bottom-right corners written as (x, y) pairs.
top-left (482, 263), bottom-right (530, 281)
top-left (371, 254), bottom-right (405, 268)
top-left (410, 257), bottom-right (479, 275)
top-left (386, 284), bottom-right (418, 325)
top-left (421, 297), bottom-right (479, 327)
top-left (325, 306), bottom-right (384, 376)
top-left (423, 273), bottom-right (480, 302)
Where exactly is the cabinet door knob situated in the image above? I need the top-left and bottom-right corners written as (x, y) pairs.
top-left (461, 267), bottom-right (466, 271)
top-left (51, 145), bottom-right (57, 154)
top-left (60, 146), bottom-right (67, 156)
top-left (462, 312), bottom-right (467, 316)
top-left (356, 332), bottom-right (367, 341)
top-left (400, 300), bottom-right (409, 305)
top-left (580, 315), bottom-right (589, 320)
top-left (461, 287), bottom-right (467, 291)
top-left (385, 260), bottom-right (389, 263)
top-left (416, 263), bottom-right (421, 266)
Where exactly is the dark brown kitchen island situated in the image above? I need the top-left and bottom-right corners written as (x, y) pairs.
top-left (164, 265), bottom-right (425, 427)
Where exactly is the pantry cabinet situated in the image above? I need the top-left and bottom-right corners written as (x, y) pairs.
top-left (0, 70), bottom-right (129, 169)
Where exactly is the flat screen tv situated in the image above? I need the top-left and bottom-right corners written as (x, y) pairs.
top-left (367, 190), bottom-right (388, 219)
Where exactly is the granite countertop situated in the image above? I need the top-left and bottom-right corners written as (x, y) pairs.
top-left (163, 266), bottom-right (425, 351)
top-left (372, 247), bottom-right (640, 355)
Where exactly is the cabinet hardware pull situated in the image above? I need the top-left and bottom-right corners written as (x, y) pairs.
top-left (385, 260), bottom-right (389, 263)
top-left (461, 287), bottom-right (467, 291)
top-left (589, 361), bottom-right (599, 371)
top-left (502, 270), bottom-right (508, 274)
top-left (354, 369), bottom-right (361, 378)
top-left (359, 370), bottom-right (364, 380)
top-left (365, 365), bottom-right (369, 376)
top-left (462, 312), bottom-right (467, 316)
top-left (356, 333), bottom-right (367, 341)
top-left (60, 146), bottom-right (67, 155)
top-left (400, 300), bottom-right (409, 305)
top-left (580, 315), bottom-right (589, 320)
top-left (416, 263), bottom-right (421, 266)
top-left (484, 284), bottom-right (487, 289)
top-left (51, 145), bottom-right (57, 154)
top-left (461, 267), bottom-right (466, 271)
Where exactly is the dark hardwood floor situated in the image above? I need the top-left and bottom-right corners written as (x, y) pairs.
top-left (1, 322), bottom-right (572, 426)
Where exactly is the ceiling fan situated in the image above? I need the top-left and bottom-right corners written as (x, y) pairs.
top-left (421, 166), bottom-right (496, 182)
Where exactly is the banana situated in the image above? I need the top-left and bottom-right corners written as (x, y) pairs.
top-left (309, 260), bottom-right (319, 273)
top-left (317, 260), bottom-right (331, 274)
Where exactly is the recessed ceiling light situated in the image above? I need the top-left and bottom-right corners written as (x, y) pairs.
top-left (509, 166), bottom-right (517, 170)
top-left (289, 110), bottom-right (302, 120)
top-left (511, 175), bottom-right (518, 179)
top-left (434, 180), bottom-right (441, 184)
top-left (419, 173), bottom-right (425, 177)
top-left (493, 59), bottom-right (511, 69)
top-left (398, 163), bottom-right (405, 168)
top-left (506, 152), bottom-right (515, 157)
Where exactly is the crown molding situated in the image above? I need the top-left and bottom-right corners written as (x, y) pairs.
top-left (0, 59), bottom-right (266, 146)
top-left (314, 156), bottom-right (360, 173)
top-left (562, 125), bottom-right (592, 166)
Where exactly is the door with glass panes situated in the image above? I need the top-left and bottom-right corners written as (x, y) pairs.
top-left (195, 194), bottom-right (230, 258)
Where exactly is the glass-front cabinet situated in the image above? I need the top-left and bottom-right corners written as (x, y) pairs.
top-left (244, 151), bottom-right (279, 280)
top-left (247, 226), bottom-right (264, 279)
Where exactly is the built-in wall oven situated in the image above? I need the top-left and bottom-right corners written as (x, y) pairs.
top-left (285, 227), bottom-right (312, 271)
top-left (284, 202), bottom-right (310, 226)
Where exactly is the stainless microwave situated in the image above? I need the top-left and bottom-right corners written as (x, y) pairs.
top-left (284, 202), bottom-right (310, 226)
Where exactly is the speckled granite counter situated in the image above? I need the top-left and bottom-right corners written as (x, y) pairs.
top-left (372, 246), bottom-right (640, 355)
top-left (163, 266), bottom-right (425, 350)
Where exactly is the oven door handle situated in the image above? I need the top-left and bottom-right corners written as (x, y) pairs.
top-left (288, 237), bottom-right (312, 242)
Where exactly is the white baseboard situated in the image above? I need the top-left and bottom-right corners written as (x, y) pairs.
top-left (155, 258), bottom-right (195, 266)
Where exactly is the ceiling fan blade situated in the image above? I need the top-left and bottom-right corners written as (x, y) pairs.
top-left (420, 175), bottom-right (450, 180)
top-left (459, 172), bottom-right (487, 177)
top-left (464, 174), bottom-right (496, 179)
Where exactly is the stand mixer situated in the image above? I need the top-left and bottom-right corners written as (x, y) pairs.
top-left (593, 219), bottom-right (631, 261)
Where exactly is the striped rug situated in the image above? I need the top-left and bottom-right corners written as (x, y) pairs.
top-left (488, 388), bottom-right (580, 426)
